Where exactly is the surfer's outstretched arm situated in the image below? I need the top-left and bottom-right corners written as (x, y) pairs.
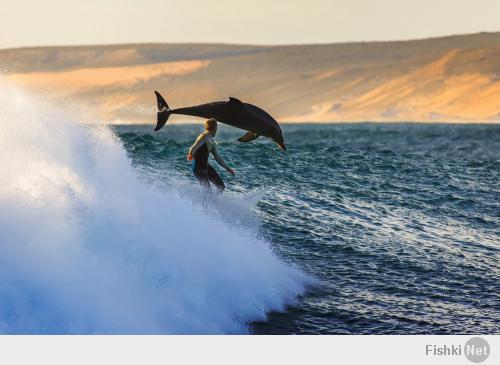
top-left (211, 147), bottom-right (234, 175)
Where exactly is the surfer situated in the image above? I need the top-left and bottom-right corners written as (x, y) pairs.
top-left (187, 118), bottom-right (235, 192)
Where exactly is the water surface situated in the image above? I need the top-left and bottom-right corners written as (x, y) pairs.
top-left (115, 123), bottom-right (500, 334)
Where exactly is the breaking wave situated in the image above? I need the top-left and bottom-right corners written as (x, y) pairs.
top-left (0, 84), bottom-right (310, 334)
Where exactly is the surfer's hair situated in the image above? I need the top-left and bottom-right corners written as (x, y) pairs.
top-left (205, 118), bottom-right (217, 131)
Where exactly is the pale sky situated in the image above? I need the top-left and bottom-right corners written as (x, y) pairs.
top-left (1, 0), bottom-right (500, 49)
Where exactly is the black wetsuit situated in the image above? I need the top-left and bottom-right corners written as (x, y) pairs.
top-left (192, 144), bottom-right (225, 192)
top-left (190, 132), bottom-right (227, 192)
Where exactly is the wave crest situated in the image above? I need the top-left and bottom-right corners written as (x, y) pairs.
top-left (0, 84), bottom-right (310, 334)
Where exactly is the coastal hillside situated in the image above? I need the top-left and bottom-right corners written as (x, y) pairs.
top-left (1, 32), bottom-right (500, 123)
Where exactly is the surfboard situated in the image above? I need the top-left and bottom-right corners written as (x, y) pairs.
top-left (214, 188), bottom-right (269, 209)
top-left (241, 188), bottom-right (269, 206)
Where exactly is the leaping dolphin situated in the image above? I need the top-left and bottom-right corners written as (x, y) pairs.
top-left (153, 91), bottom-right (286, 151)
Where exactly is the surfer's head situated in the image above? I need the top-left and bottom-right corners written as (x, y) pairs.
top-left (205, 118), bottom-right (218, 136)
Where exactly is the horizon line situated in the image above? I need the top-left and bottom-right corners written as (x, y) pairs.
top-left (2, 30), bottom-right (499, 52)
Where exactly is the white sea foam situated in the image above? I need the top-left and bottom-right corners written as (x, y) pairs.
top-left (0, 84), bottom-right (310, 334)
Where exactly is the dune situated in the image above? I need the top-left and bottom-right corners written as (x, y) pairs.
top-left (5, 60), bottom-right (210, 95)
top-left (1, 32), bottom-right (500, 124)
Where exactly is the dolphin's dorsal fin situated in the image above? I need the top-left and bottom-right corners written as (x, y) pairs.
top-left (238, 131), bottom-right (260, 142)
top-left (229, 97), bottom-right (243, 105)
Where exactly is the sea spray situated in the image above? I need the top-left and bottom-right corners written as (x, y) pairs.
top-left (0, 84), bottom-right (310, 334)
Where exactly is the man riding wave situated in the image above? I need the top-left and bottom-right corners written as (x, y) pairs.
top-left (187, 118), bottom-right (235, 192)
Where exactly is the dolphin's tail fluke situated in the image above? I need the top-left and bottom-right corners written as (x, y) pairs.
top-left (154, 91), bottom-right (171, 131)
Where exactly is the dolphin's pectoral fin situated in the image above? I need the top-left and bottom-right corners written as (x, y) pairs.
top-left (229, 97), bottom-right (243, 105)
top-left (238, 131), bottom-right (260, 142)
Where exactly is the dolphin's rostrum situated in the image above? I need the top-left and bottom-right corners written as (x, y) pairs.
top-left (154, 91), bottom-right (286, 151)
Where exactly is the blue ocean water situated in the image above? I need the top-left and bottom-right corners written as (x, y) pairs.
top-left (115, 123), bottom-right (500, 335)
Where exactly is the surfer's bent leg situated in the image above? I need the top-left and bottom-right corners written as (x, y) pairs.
top-left (207, 165), bottom-right (225, 193)
top-left (192, 161), bottom-right (210, 190)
